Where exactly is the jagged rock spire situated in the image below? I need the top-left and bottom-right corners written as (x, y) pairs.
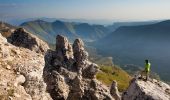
top-left (43, 35), bottom-right (116, 100)
top-left (73, 38), bottom-right (88, 68)
top-left (110, 81), bottom-right (121, 100)
top-left (56, 35), bottom-right (73, 60)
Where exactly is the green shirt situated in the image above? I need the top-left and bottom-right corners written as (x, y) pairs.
top-left (145, 62), bottom-right (151, 72)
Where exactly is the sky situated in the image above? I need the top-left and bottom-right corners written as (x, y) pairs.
top-left (0, 0), bottom-right (170, 21)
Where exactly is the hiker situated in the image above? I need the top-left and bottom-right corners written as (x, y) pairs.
top-left (141, 59), bottom-right (151, 81)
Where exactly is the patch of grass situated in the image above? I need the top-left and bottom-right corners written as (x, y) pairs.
top-left (7, 88), bottom-right (14, 97)
top-left (96, 65), bottom-right (132, 92)
top-left (0, 88), bottom-right (15, 100)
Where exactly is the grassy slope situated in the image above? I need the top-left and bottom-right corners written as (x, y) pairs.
top-left (96, 65), bottom-right (132, 92)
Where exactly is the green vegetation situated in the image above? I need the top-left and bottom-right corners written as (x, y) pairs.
top-left (0, 88), bottom-right (15, 99)
top-left (96, 65), bottom-right (131, 92)
top-left (7, 89), bottom-right (14, 97)
top-left (21, 20), bottom-right (110, 44)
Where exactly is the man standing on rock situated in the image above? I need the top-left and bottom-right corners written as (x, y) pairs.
top-left (141, 59), bottom-right (151, 81)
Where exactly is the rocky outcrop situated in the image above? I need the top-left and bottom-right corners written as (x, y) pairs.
top-left (110, 81), bottom-right (121, 100)
top-left (7, 28), bottom-right (49, 54)
top-left (0, 33), bottom-right (52, 100)
top-left (43, 35), bottom-right (117, 100)
top-left (122, 78), bottom-right (170, 100)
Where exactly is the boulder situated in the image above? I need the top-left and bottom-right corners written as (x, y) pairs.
top-left (7, 28), bottom-right (49, 54)
top-left (110, 81), bottom-right (121, 100)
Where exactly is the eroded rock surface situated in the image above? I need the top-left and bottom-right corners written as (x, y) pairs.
top-left (43, 35), bottom-right (116, 100)
top-left (110, 81), bottom-right (121, 100)
top-left (0, 33), bottom-right (52, 100)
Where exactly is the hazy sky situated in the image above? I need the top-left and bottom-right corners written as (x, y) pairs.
top-left (0, 0), bottom-right (170, 21)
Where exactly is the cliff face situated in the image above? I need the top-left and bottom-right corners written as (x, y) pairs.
top-left (122, 78), bottom-right (170, 100)
top-left (43, 35), bottom-right (119, 100)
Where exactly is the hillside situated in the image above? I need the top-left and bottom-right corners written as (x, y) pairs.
top-left (21, 20), bottom-right (110, 44)
top-left (93, 20), bottom-right (170, 82)
top-left (96, 65), bottom-right (131, 92)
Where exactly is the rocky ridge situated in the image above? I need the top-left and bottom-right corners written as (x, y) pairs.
top-left (122, 78), bottom-right (170, 100)
top-left (43, 35), bottom-right (120, 100)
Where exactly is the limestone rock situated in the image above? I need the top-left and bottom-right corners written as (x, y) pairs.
top-left (44, 71), bottom-right (69, 100)
top-left (56, 35), bottom-right (73, 60)
top-left (14, 75), bottom-right (25, 87)
top-left (73, 38), bottom-right (88, 68)
top-left (7, 28), bottom-right (49, 54)
top-left (0, 22), bottom-right (16, 38)
top-left (0, 32), bottom-right (52, 100)
top-left (0, 33), bottom-right (10, 59)
top-left (110, 81), bottom-right (121, 100)
top-left (82, 63), bottom-right (99, 79)
top-left (0, 33), bottom-right (7, 43)
top-left (122, 78), bottom-right (170, 100)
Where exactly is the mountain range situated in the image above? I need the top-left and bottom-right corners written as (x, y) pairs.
top-left (6, 17), bottom-right (115, 26)
top-left (21, 20), bottom-right (110, 44)
top-left (107, 20), bottom-right (160, 32)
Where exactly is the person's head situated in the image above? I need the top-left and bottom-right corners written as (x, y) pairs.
top-left (145, 59), bottom-right (149, 63)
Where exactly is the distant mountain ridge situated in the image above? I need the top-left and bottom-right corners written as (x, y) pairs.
top-left (107, 20), bottom-right (160, 32)
top-left (21, 20), bottom-right (110, 44)
top-left (7, 17), bottom-right (115, 26)
top-left (93, 20), bottom-right (170, 81)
